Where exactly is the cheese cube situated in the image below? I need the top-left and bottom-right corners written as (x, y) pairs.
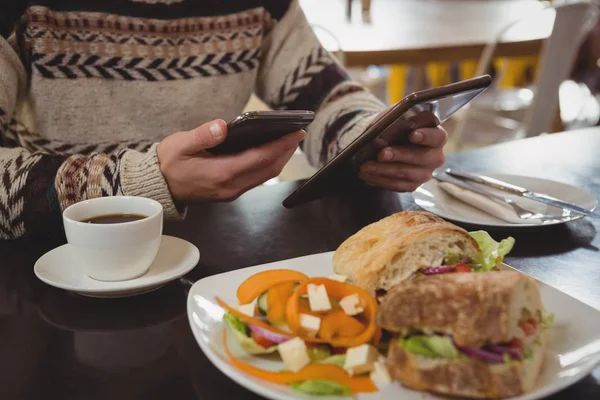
top-left (328, 274), bottom-right (348, 283)
top-left (339, 293), bottom-right (365, 316)
top-left (277, 337), bottom-right (310, 373)
top-left (344, 344), bottom-right (378, 375)
top-left (237, 298), bottom-right (257, 317)
top-left (370, 361), bottom-right (392, 385)
top-left (307, 284), bottom-right (332, 312)
top-left (299, 314), bottom-right (321, 337)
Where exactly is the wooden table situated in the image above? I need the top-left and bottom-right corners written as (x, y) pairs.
top-left (300, 0), bottom-right (554, 66)
top-left (1, 128), bottom-right (600, 399)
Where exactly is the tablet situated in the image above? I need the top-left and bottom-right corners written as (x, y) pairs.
top-left (282, 75), bottom-right (492, 208)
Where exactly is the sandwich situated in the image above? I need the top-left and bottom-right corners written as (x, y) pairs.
top-left (376, 271), bottom-right (554, 398)
top-left (332, 211), bottom-right (515, 295)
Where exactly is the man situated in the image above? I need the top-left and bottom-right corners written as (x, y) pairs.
top-left (0, 0), bottom-right (447, 239)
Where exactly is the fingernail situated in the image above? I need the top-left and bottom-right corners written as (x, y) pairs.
top-left (365, 163), bottom-right (375, 172)
top-left (209, 121), bottom-right (223, 138)
top-left (411, 130), bottom-right (424, 143)
top-left (382, 148), bottom-right (393, 161)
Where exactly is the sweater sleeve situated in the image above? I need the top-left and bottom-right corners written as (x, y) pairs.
top-left (254, 0), bottom-right (387, 168)
top-left (0, 37), bottom-right (183, 240)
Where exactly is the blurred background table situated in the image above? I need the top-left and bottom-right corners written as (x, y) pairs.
top-left (300, 0), bottom-right (553, 66)
top-left (1, 127), bottom-right (599, 399)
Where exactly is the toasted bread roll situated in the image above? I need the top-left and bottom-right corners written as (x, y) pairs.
top-left (333, 211), bottom-right (480, 294)
top-left (385, 330), bottom-right (548, 399)
top-left (376, 271), bottom-right (544, 348)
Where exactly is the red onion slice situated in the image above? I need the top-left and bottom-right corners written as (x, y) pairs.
top-left (422, 259), bottom-right (470, 275)
top-left (422, 265), bottom-right (456, 275)
top-left (454, 344), bottom-right (504, 363)
top-left (487, 345), bottom-right (523, 360)
top-left (248, 324), bottom-right (291, 344)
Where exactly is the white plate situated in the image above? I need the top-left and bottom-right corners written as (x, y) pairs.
top-left (187, 252), bottom-right (600, 400)
top-left (413, 173), bottom-right (597, 228)
top-left (35, 235), bottom-right (199, 298)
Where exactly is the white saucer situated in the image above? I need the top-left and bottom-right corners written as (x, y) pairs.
top-left (413, 173), bottom-right (598, 228)
top-left (34, 235), bottom-right (200, 298)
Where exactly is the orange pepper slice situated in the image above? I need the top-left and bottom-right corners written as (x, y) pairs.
top-left (286, 278), bottom-right (378, 348)
top-left (223, 329), bottom-right (378, 393)
top-left (319, 309), bottom-right (366, 340)
top-left (266, 282), bottom-right (296, 326)
top-left (236, 269), bottom-right (308, 305)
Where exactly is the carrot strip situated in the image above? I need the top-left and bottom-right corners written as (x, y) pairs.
top-left (236, 269), bottom-right (308, 305)
top-left (266, 282), bottom-right (296, 326)
top-left (286, 278), bottom-right (378, 348)
top-left (223, 329), bottom-right (377, 393)
top-left (319, 309), bottom-right (366, 340)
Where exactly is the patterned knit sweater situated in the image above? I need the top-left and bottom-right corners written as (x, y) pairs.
top-left (0, 0), bottom-right (385, 239)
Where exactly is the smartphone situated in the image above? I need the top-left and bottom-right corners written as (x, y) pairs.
top-left (282, 74), bottom-right (493, 208)
top-left (207, 110), bottom-right (315, 155)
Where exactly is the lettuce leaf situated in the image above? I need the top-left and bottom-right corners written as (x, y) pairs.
top-left (291, 380), bottom-right (351, 396)
top-left (541, 312), bottom-right (555, 329)
top-left (399, 335), bottom-right (463, 359)
top-left (223, 313), bottom-right (278, 355)
top-left (319, 354), bottom-right (346, 368)
top-left (307, 346), bottom-right (331, 362)
top-left (445, 252), bottom-right (463, 265)
top-left (469, 231), bottom-right (515, 272)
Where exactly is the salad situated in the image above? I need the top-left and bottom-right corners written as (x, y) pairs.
top-left (216, 271), bottom-right (387, 395)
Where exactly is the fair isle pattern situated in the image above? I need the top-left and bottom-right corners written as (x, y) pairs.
top-left (26, 6), bottom-right (265, 35)
top-left (271, 46), bottom-right (338, 109)
top-left (31, 50), bottom-right (260, 80)
top-left (0, 150), bottom-right (42, 239)
top-left (6, 119), bottom-right (154, 155)
top-left (25, 6), bottom-right (264, 80)
top-left (55, 151), bottom-right (125, 211)
top-left (26, 27), bottom-right (263, 57)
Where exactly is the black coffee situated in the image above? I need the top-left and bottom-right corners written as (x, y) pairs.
top-left (80, 214), bottom-right (147, 224)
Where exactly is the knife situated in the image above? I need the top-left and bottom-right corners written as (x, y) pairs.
top-left (444, 168), bottom-right (600, 219)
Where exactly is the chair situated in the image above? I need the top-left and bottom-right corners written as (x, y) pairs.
top-left (452, 0), bottom-right (600, 150)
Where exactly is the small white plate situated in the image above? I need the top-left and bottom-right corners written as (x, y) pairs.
top-left (35, 235), bottom-right (199, 298)
top-left (187, 252), bottom-right (600, 400)
top-left (413, 173), bottom-right (598, 228)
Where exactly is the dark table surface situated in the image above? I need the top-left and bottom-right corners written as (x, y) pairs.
top-left (2, 128), bottom-right (600, 399)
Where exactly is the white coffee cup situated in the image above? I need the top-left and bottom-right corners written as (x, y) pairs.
top-left (63, 196), bottom-right (163, 281)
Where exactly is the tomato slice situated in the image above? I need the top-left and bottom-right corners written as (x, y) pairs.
top-left (519, 318), bottom-right (537, 337)
top-left (510, 337), bottom-right (524, 350)
top-left (251, 330), bottom-right (277, 348)
top-left (454, 265), bottom-right (472, 273)
top-left (331, 347), bottom-right (347, 355)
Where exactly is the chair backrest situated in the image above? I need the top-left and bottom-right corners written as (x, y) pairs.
top-left (522, 0), bottom-right (599, 136)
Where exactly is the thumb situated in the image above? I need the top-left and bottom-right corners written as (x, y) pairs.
top-left (178, 119), bottom-right (227, 156)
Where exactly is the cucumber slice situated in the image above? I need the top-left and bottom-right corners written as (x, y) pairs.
top-left (257, 291), bottom-right (268, 315)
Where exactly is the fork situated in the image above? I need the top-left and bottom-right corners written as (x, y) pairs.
top-left (432, 173), bottom-right (562, 222)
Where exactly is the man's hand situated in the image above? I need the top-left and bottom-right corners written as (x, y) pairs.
top-left (157, 119), bottom-right (305, 203)
top-left (358, 126), bottom-right (447, 192)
